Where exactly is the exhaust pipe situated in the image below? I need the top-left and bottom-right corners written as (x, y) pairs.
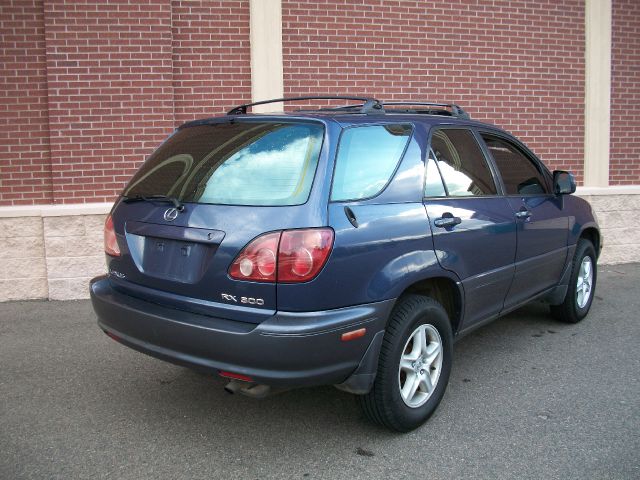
top-left (224, 379), bottom-right (272, 398)
top-left (224, 379), bottom-right (243, 395)
top-left (238, 383), bottom-right (271, 398)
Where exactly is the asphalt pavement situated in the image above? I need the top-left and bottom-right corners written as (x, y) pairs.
top-left (1, 264), bottom-right (639, 480)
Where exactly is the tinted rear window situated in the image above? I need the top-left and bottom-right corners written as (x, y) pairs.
top-left (123, 122), bottom-right (324, 206)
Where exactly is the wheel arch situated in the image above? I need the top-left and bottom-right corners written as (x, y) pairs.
top-left (579, 226), bottom-right (601, 258)
top-left (396, 276), bottom-right (464, 335)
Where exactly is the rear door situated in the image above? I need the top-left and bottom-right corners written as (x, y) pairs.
top-left (107, 119), bottom-right (328, 323)
top-left (423, 127), bottom-right (516, 328)
top-left (478, 133), bottom-right (569, 309)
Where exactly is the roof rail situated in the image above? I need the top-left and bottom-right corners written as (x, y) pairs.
top-left (227, 96), bottom-right (384, 115)
top-left (300, 101), bottom-right (470, 119)
top-left (380, 102), bottom-right (470, 119)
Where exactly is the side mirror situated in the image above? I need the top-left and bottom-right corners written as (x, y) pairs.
top-left (553, 170), bottom-right (576, 195)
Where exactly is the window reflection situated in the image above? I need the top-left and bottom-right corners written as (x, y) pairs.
top-left (430, 129), bottom-right (497, 196)
top-left (331, 124), bottom-right (412, 201)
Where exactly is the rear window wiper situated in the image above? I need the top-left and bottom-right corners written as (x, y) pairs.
top-left (122, 194), bottom-right (184, 211)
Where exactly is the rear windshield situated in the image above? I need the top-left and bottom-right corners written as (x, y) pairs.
top-left (123, 121), bottom-right (324, 206)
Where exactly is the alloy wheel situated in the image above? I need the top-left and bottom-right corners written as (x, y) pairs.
top-left (576, 256), bottom-right (593, 309)
top-left (398, 324), bottom-right (443, 408)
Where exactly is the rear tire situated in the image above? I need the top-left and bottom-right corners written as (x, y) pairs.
top-left (357, 295), bottom-right (453, 432)
top-left (550, 239), bottom-right (597, 323)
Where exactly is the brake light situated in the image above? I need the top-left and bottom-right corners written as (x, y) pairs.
top-left (219, 371), bottom-right (253, 382)
top-left (104, 214), bottom-right (121, 257)
top-left (229, 228), bottom-right (334, 283)
top-left (229, 231), bottom-right (280, 282)
top-left (278, 229), bottom-right (334, 282)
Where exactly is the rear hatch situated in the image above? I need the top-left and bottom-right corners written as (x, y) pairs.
top-left (106, 118), bottom-right (329, 323)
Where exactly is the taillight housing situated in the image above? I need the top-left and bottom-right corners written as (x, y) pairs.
top-left (229, 231), bottom-right (280, 282)
top-left (229, 228), bottom-right (334, 283)
top-left (278, 229), bottom-right (334, 282)
top-left (104, 214), bottom-right (121, 257)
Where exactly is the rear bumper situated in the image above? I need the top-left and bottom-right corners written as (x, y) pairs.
top-left (90, 276), bottom-right (393, 388)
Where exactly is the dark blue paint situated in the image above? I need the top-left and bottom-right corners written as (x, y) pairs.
top-left (502, 195), bottom-right (569, 309)
top-left (424, 197), bottom-right (517, 328)
top-left (279, 202), bottom-right (441, 311)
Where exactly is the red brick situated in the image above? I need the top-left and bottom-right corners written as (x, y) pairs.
top-left (42, 0), bottom-right (175, 204)
top-left (1, 1), bottom-right (638, 206)
top-left (0, 0), bottom-right (52, 205)
top-left (171, 0), bottom-right (251, 124)
top-left (282, 0), bottom-right (587, 182)
top-left (610, 0), bottom-right (640, 185)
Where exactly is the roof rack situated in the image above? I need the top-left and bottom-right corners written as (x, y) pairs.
top-left (380, 102), bottom-right (470, 119)
top-left (227, 96), bottom-right (384, 115)
top-left (226, 97), bottom-right (470, 119)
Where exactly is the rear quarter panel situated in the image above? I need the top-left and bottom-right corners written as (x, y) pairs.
top-left (277, 124), bottom-right (457, 312)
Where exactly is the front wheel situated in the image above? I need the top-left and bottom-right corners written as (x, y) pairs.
top-left (550, 239), bottom-right (597, 323)
top-left (357, 295), bottom-right (453, 432)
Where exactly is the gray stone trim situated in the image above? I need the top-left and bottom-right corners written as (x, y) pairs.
top-left (0, 191), bottom-right (637, 301)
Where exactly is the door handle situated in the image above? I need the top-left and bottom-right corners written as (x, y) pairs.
top-left (515, 208), bottom-right (531, 219)
top-left (434, 212), bottom-right (462, 228)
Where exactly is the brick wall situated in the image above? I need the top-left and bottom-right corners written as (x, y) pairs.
top-left (0, 0), bottom-right (251, 206)
top-left (1, 0), bottom-right (639, 207)
top-left (610, 0), bottom-right (640, 185)
top-left (0, 0), bottom-right (52, 205)
top-left (44, 0), bottom-right (175, 204)
top-left (171, 0), bottom-right (251, 123)
top-left (282, 0), bottom-right (585, 180)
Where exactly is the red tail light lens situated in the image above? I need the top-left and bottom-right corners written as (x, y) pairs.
top-left (104, 214), bottom-right (121, 257)
top-left (229, 231), bottom-right (280, 282)
top-left (278, 228), bottom-right (334, 283)
top-left (229, 228), bottom-right (334, 283)
top-left (219, 371), bottom-right (253, 382)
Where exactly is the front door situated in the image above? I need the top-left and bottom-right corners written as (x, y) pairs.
top-left (478, 133), bottom-right (569, 310)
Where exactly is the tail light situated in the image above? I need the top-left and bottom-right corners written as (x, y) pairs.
top-left (229, 228), bottom-right (334, 283)
top-left (278, 229), bottom-right (334, 282)
top-left (229, 232), bottom-right (280, 282)
top-left (104, 214), bottom-right (121, 257)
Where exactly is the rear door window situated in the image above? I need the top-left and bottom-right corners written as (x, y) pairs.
top-left (123, 121), bottom-right (324, 206)
top-left (480, 134), bottom-right (549, 195)
top-left (331, 124), bottom-right (412, 201)
top-left (429, 129), bottom-right (497, 196)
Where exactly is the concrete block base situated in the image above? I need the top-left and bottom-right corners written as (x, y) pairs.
top-left (0, 192), bottom-right (638, 302)
top-left (0, 204), bottom-right (109, 302)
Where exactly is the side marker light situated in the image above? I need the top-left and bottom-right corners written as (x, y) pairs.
top-left (341, 328), bottom-right (367, 342)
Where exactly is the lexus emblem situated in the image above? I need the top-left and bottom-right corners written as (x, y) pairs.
top-left (163, 207), bottom-right (179, 222)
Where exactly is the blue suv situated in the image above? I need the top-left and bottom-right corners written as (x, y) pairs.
top-left (90, 96), bottom-right (601, 431)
